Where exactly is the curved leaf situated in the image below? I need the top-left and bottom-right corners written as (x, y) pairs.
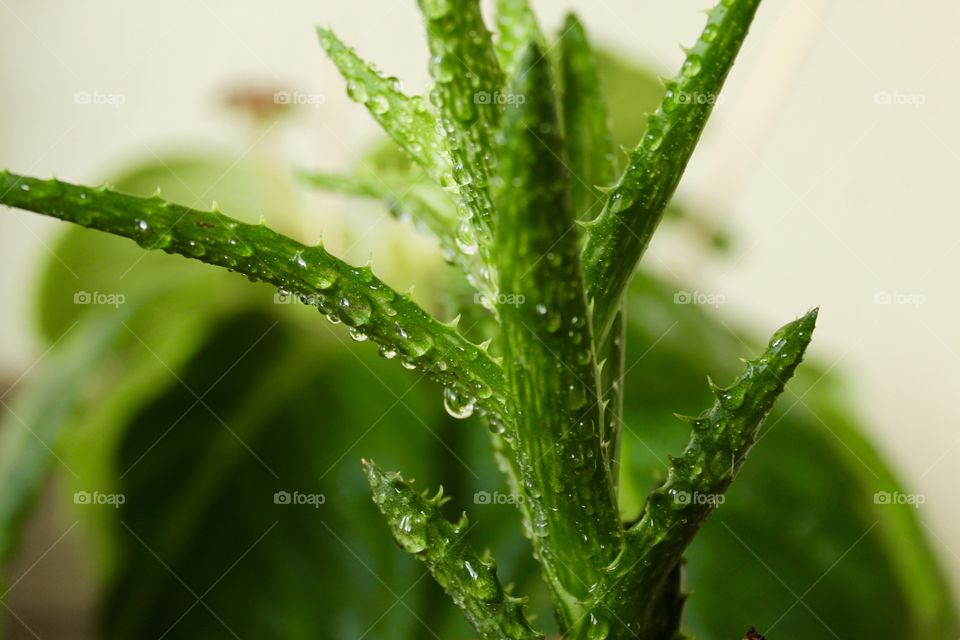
top-left (0, 171), bottom-right (509, 422)
top-left (582, 0), bottom-right (762, 343)
top-left (364, 460), bottom-right (543, 640)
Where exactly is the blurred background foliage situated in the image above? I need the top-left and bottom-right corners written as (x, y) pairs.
top-left (0, 49), bottom-right (955, 639)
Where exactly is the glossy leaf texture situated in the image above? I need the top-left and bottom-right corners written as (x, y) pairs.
top-left (0, 171), bottom-right (509, 424)
top-left (557, 13), bottom-right (627, 484)
top-left (616, 274), bottom-right (958, 638)
top-left (317, 28), bottom-right (452, 186)
top-left (416, 0), bottom-right (504, 286)
top-left (494, 0), bottom-right (545, 74)
top-left (364, 461), bottom-right (543, 640)
top-left (0, 156), bottom-right (540, 640)
top-left (3, 221), bottom-right (955, 638)
top-left (579, 309), bottom-right (817, 638)
top-left (493, 44), bottom-right (619, 630)
top-left (582, 0), bottom-right (762, 343)
top-left (558, 13), bottom-right (618, 223)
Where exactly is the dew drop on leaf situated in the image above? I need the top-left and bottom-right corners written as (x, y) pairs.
top-left (338, 294), bottom-right (372, 326)
top-left (644, 128), bottom-right (664, 151)
top-left (368, 95), bottom-right (390, 115)
top-left (378, 345), bottom-right (397, 360)
top-left (443, 386), bottom-right (475, 420)
top-left (455, 219), bottom-right (478, 255)
top-left (346, 80), bottom-right (369, 103)
top-left (702, 23), bottom-right (719, 43)
top-left (310, 268), bottom-right (337, 290)
top-left (682, 55), bottom-right (703, 78)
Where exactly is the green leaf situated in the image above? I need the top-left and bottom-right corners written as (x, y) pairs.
top-left (598, 306), bottom-right (626, 483)
top-left (582, 0), bottom-right (762, 343)
top-left (33, 155), bottom-right (267, 342)
top-left (317, 28), bottom-right (452, 186)
top-left (416, 0), bottom-right (504, 285)
top-left (493, 44), bottom-right (619, 629)
top-left (611, 272), bottom-right (957, 639)
top-left (0, 171), bottom-right (509, 422)
top-left (494, 0), bottom-right (545, 74)
top-left (581, 308), bottom-right (817, 639)
top-left (558, 13), bottom-right (617, 222)
top-left (557, 16), bottom-right (627, 486)
top-left (364, 460), bottom-right (543, 640)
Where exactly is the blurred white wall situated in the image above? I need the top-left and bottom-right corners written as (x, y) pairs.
top-left (2, 0), bottom-right (959, 595)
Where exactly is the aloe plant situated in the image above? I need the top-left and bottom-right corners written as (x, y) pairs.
top-left (0, 0), bottom-right (827, 637)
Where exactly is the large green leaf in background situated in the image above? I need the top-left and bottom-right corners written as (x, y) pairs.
top-left (1, 51), bottom-right (956, 640)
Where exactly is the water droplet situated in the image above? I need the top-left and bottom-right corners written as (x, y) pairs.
top-left (443, 387), bottom-right (475, 420)
top-left (348, 327), bottom-right (368, 342)
top-left (136, 219), bottom-right (149, 232)
top-left (338, 294), bottom-right (372, 326)
top-left (378, 345), bottom-right (397, 360)
top-left (291, 250), bottom-right (308, 268)
top-left (19, 184), bottom-right (30, 192)
top-left (702, 24), bottom-right (719, 43)
top-left (346, 81), bottom-right (369, 103)
top-left (452, 162), bottom-right (472, 187)
top-left (486, 417), bottom-right (506, 435)
top-left (429, 54), bottom-right (455, 82)
top-left (456, 219), bottom-right (478, 255)
top-left (682, 55), bottom-right (703, 78)
top-left (535, 305), bottom-right (562, 333)
top-left (608, 191), bottom-right (628, 214)
top-left (644, 127), bottom-right (664, 151)
top-left (719, 389), bottom-right (745, 409)
top-left (463, 560), bottom-right (478, 580)
top-left (310, 267), bottom-right (337, 290)
top-left (567, 384), bottom-right (587, 410)
top-left (368, 95), bottom-right (390, 115)
top-left (662, 87), bottom-right (680, 113)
